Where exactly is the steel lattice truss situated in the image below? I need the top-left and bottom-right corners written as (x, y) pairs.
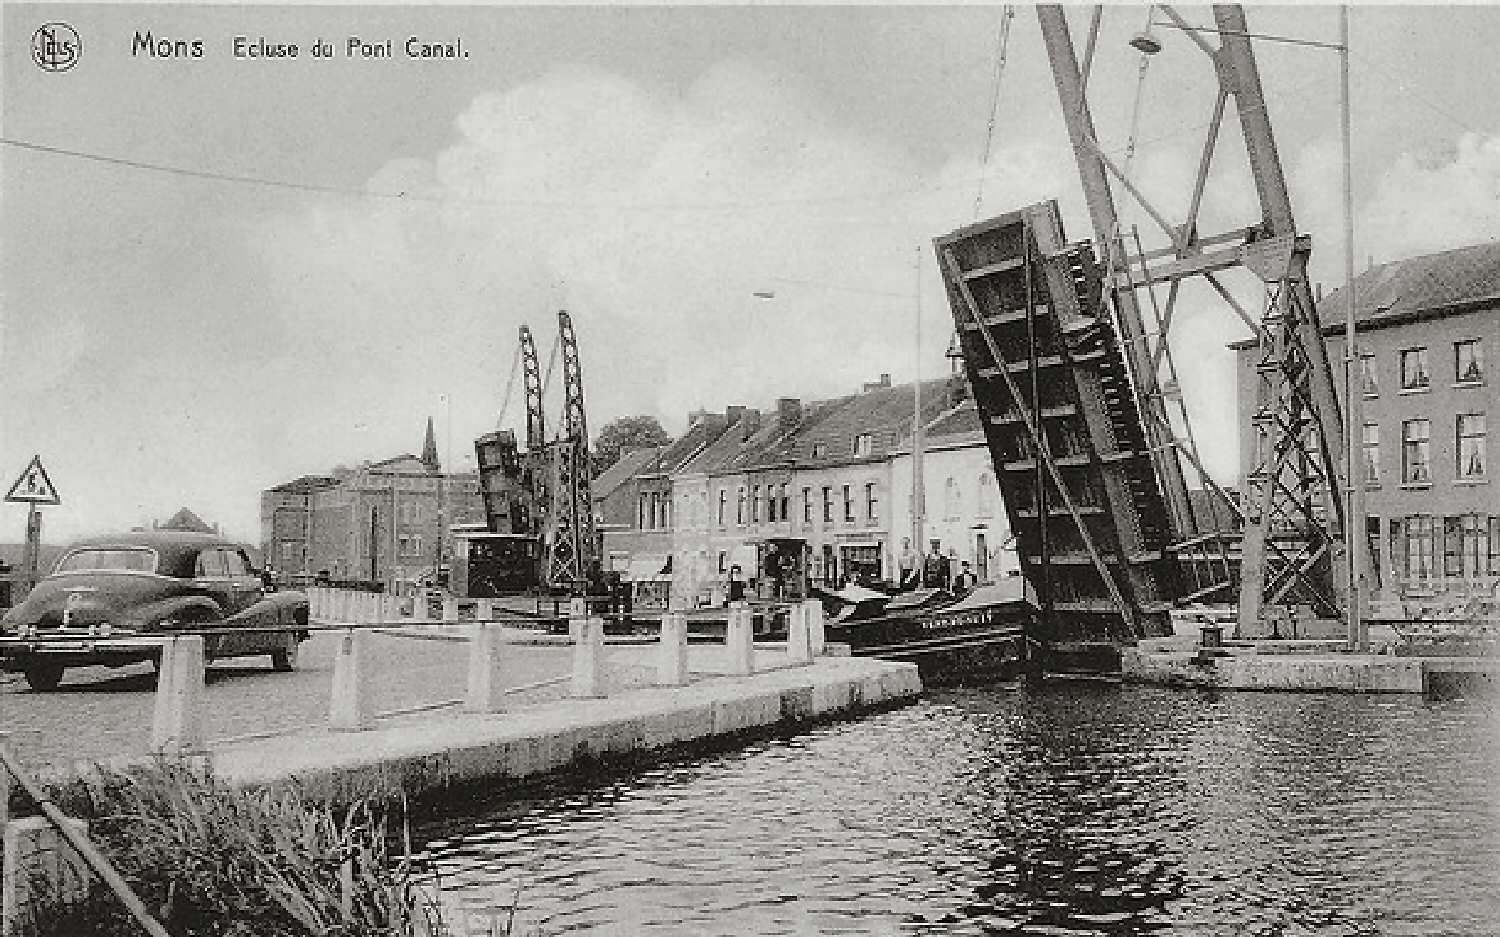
top-left (543, 312), bottom-right (599, 592)
top-left (1034, 4), bottom-right (1358, 636)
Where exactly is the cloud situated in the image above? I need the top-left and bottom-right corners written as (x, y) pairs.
top-left (250, 61), bottom-right (1076, 463)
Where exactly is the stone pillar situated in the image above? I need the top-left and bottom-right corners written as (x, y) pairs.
top-left (569, 617), bottom-right (606, 699)
top-left (150, 635), bottom-right (205, 754)
top-left (329, 629), bottom-right (374, 731)
top-left (725, 602), bottom-right (755, 676)
top-left (804, 599), bottom-right (826, 656)
top-left (2, 816), bottom-right (89, 937)
top-left (786, 603), bottom-right (812, 666)
top-left (656, 613), bottom-right (690, 687)
top-left (464, 622), bottom-right (506, 714)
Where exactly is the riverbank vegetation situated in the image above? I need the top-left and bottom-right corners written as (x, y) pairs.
top-left (11, 759), bottom-right (450, 937)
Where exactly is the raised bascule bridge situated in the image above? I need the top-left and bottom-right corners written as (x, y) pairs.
top-left (936, 5), bottom-right (1362, 671)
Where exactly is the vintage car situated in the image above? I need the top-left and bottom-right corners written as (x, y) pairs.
top-left (0, 530), bottom-right (309, 691)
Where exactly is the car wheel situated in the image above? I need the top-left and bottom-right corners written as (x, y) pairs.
top-left (23, 663), bottom-right (65, 692)
top-left (270, 634), bottom-right (299, 672)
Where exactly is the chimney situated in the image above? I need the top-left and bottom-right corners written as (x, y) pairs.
top-left (740, 409), bottom-right (762, 441)
top-left (776, 398), bottom-right (803, 434)
top-left (880, 372), bottom-right (891, 387)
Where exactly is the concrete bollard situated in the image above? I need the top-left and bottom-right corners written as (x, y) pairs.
top-left (656, 612), bottom-right (690, 687)
top-left (725, 602), bottom-right (755, 676)
top-left (786, 603), bottom-right (812, 666)
top-left (464, 621), bottom-right (505, 713)
top-left (804, 599), bottom-right (826, 656)
top-left (2, 816), bottom-right (90, 936)
top-left (329, 629), bottom-right (374, 731)
top-left (478, 598), bottom-right (496, 621)
top-left (568, 617), bottom-right (606, 699)
top-left (150, 635), bottom-right (206, 754)
top-left (409, 589), bottom-right (427, 622)
top-left (442, 596), bottom-right (458, 622)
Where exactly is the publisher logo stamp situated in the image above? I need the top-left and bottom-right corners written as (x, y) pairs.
top-left (32, 23), bottom-right (82, 72)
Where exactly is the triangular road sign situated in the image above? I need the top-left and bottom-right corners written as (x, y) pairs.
top-left (5, 455), bottom-right (61, 505)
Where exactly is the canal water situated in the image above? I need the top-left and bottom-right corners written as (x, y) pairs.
top-left (413, 683), bottom-right (1500, 936)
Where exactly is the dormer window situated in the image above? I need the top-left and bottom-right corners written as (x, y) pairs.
top-left (853, 433), bottom-right (873, 457)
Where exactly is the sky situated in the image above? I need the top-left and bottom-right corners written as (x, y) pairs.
top-left (2, 3), bottom-right (1498, 546)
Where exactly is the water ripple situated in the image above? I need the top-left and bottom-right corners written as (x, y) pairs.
top-left (413, 684), bottom-right (1500, 935)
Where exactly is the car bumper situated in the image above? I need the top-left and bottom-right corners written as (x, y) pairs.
top-left (0, 633), bottom-right (167, 669)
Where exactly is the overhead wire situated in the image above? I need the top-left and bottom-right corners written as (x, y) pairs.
top-left (973, 5), bottom-right (1016, 218)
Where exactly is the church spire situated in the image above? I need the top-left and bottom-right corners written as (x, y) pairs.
top-left (421, 416), bottom-right (440, 472)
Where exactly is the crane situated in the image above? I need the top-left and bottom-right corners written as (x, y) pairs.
top-left (472, 311), bottom-right (603, 597)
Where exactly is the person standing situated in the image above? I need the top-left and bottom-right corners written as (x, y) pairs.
top-left (953, 560), bottom-right (978, 594)
top-left (897, 537), bottom-right (920, 591)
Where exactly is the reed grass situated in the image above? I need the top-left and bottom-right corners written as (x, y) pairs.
top-left (12, 759), bottom-right (453, 937)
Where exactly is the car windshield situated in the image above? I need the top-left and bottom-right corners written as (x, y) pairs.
top-left (54, 548), bottom-right (158, 574)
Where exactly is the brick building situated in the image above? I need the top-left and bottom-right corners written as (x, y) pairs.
top-left (260, 420), bottom-right (485, 595)
top-left (1234, 241), bottom-right (1498, 598)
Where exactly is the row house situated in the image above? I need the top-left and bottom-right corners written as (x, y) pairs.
top-left (594, 374), bottom-right (999, 609)
top-left (1234, 240), bottom-right (1498, 599)
top-left (888, 400), bottom-right (1017, 584)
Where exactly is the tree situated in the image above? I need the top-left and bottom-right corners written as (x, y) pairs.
top-left (592, 415), bottom-right (671, 476)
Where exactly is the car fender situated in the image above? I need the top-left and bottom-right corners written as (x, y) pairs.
top-left (228, 591), bottom-right (310, 631)
top-left (133, 596), bottom-right (224, 629)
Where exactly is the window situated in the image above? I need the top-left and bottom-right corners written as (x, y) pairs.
top-left (195, 550), bottom-right (227, 578)
top-left (1491, 517), bottom-right (1500, 576)
top-left (638, 494), bottom-right (648, 529)
top-left (822, 486), bottom-right (833, 523)
top-left (1366, 516), bottom-right (1382, 589)
top-left (736, 488), bottom-right (746, 525)
top-left (853, 433), bottom-right (873, 457)
top-left (1401, 419), bottom-right (1430, 484)
top-left (811, 442), bottom-right (828, 459)
top-left (752, 485), bottom-right (761, 523)
top-left (944, 477), bottom-right (960, 520)
top-left (977, 473), bottom-right (997, 516)
top-left (1444, 516), bottom-right (1464, 578)
top-left (842, 485), bottom-right (855, 522)
top-left (279, 541), bottom-right (300, 567)
top-left (1403, 515), bottom-right (1437, 582)
top-left (802, 487), bottom-right (812, 523)
top-left (222, 550), bottom-right (250, 577)
top-left (399, 534), bottom-right (424, 557)
top-left (865, 482), bottom-right (879, 521)
top-left (1399, 347), bottom-right (1429, 390)
top-left (778, 484), bottom-right (789, 522)
top-left (718, 551), bottom-right (727, 574)
top-left (1457, 414), bottom-right (1486, 479)
top-left (57, 548), bottom-right (155, 573)
top-left (717, 490), bottom-right (727, 526)
top-left (1358, 352), bottom-right (1378, 396)
top-left (1460, 514), bottom-right (1488, 578)
top-left (1455, 339), bottom-right (1485, 384)
top-left (1361, 423), bottom-right (1380, 485)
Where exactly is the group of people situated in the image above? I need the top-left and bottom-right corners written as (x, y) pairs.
top-left (897, 538), bottom-right (979, 594)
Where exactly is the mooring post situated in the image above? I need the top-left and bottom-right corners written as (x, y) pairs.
top-left (657, 612), bottom-right (690, 686)
top-left (803, 599), bottom-right (826, 656)
top-left (329, 628), bottom-right (374, 731)
top-left (786, 603), bottom-right (812, 666)
top-left (464, 621), bottom-right (506, 713)
top-left (569, 616), bottom-right (606, 698)
top-left (726, 602), bottom-right (755, 676)
top-left (150, 635), bottom-right (206, 754)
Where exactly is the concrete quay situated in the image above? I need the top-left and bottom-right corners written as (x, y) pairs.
top-left (204, 648), bottom-right (921, 807)
top-left (1123, 638), bottom-right (1500, 695)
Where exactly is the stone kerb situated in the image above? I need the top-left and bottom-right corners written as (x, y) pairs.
top-left (464, 622), bottom-right (506, 714)
top-left (804, 599), bottom-right (826, 655)
top-left (657, 613), bottom-right (690, 686)
top-left (569, 616), bottom-right (607, 699)
top-left (329, 629), bottom-right (375, 731)
top-left (726, 602), bottom-right (755, 676)
top-left (786, 602), bottom-right (812, 666)
top-left (150, 635), bottom-right (205, 754)
top-left (2, 816), bottom-right (90, 937)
